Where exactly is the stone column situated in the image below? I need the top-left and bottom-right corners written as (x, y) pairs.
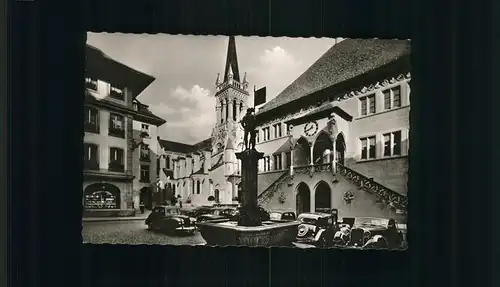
top-left (289, 148), bottom-right (294, 176)
top-left (310, 190), bottom-right (315, 212)
top-left (235, 100), bottom-right (240, 120)
top-left (281, 152), bottom-right (286, 170)
top-left (236, 149), bottom-right (265, 226)
top-left (216, 104), bottom-right (221, 124)
top-left (309, 142), bottom-right (314, 166)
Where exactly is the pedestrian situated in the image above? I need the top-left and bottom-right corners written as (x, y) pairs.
top-left (179, 200), bottom-right (183, 208)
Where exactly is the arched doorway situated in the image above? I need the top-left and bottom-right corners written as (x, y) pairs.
top-left (314, 181), bottom-right (332, 212)
top-left (295, 182), bottom-right (311, 215)
top-left (84, 183), bottom-right (121, 210)
top-left (140, 187), bottom-right (152, 210)
top-left (313, 132), bottom-right (334, 164)
top-left (294, 137), bottom-right (310, 166)
top-left (336, 133), bottom-right (346, 165)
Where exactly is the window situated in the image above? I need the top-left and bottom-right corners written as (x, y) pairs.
top-left (383, 131), bottom-right (402, 157)
top-left (109, 113), bottom-right (125, 138)
top-left (360, 136), bottom-right (376, 160)
top-left (85, 77), bottom-right (98, 91)
top-left (140, 164), bottom-right (150, 182)
top-left (383, 86), bottom-right (402, 110)
top-left (156, 157), bottom-right (160, 176)
top-left (220, 101), bottom-right (224, 123)
top-left (273, 154), bottom-right (283, 170)
top-left (360, 94), bottom-right (376, 116)
top-left (110, 85), bottom-right (124, 101)
top-left (133, 102), bottom-right (139, 111)
top-left (233, 99), bottom-right (237, 121)
top-left (197, 181), bottom-right (201, 194)
top-left (141, 124), bottom-right (150, 137)
top-left (266, 156), bottom-right (271, 171)
top-left (166, 156), bottom-right (171, 169)
top-left (84, 106), bottom-right (99, 133)
top-left (285, 151), bottom-right (291, 169)
top-left (263, 127), bottom-right (270, 141)
top-left (256, 131), bottom-right (260, 143)
top-left (274, 124), bottom-right (282, 138)
top-left (84, 143), bottom-right (99, 170)
top-left (285, 123), bottom-right (289, 135)
top-left (239, 103), bottom-right (243, 113)
top-left (140, 144), bottom-right (150, 162)
top-left (225, 99), bottom-right (229, 122)
top-left (109, 148), bottom-right (125, 172)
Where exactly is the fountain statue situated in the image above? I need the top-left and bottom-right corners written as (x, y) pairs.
top-left (196, 108), bottom-right (300, 246)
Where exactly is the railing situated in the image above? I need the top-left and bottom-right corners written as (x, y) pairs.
top-left (84, 122), bottom-right (100, 134)
top-left (84, 160), bottom-right (99, 171)
top-left (336, 163), bottom-right (408, 211)
top-left (257, 171), bottom-right (292, 205)
top-left (108, 127), bottom-right (125, 138)
top-left (108, 163), bottom-right (125, 172)
top-left (109, 90), bottom-right (124, 101)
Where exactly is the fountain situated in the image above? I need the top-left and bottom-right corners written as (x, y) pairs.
top-left (197, 108), bottom-right (300, 247)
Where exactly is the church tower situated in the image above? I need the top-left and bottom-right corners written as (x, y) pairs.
top-left (211, 36), bottom-right (249, 157)
top-left (210, 36), bottom-right (249, 204)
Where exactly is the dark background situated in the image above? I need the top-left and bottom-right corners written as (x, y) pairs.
top-left (8, 0), bottom-right (498, 286)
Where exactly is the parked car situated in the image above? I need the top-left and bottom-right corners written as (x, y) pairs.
top-left (268, 210), bottom-right (297, 221)
top-left (197, 207), bottom-right (238, 222)
top-left (294, 212), bottom-right (339, 248)
top-left (340, 217), bottom-right (404, 249)
top-left (184, 205), bottom-right (213, 218)
top-left (145, 206), bottom-right (197, 235)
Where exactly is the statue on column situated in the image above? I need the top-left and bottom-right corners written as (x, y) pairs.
top-left (240, 108), bottom-right (257, 150)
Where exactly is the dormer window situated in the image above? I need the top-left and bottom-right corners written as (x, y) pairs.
top-left (85, 77), bottom-right (98, 91)
top-left (140, 124), bottom-right (150, 138)
top-left (133, 102), bottom-right (139, 111)
top-left (110, 85), bottom-right (124, 101)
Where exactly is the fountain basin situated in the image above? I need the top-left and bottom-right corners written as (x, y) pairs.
top-left (197, 219), bottom-right (300, 247)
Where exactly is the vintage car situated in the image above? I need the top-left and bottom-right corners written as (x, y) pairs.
top-left (268, 210), bottom-right (297, 222)
top-left (183, 205), bottom-right (214, 218)
top-left (293, 212), bottom-right (339, 248)
top-left (196, 207), bottom-right (238, 222)
top-left (145, 206), bottom-right (197, 234)
top-left (339, 217), bottom-right (404, 249)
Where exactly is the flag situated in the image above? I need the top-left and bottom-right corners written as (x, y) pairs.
top-left (254, 86), bottom-right (267, 107)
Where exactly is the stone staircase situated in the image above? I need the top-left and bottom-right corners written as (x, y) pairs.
top-left (257, 171), bottom-right (292, 205)
top-left (256, 163), bottom-right (408, 213)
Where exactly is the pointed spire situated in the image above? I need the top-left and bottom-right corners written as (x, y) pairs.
top-left (215, 73), bottom-right (220, 86)
top-left (223, 36), bottom-right (240, 82)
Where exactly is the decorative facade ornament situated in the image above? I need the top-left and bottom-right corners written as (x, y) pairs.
top-left (343, 190), bottom-right (355, 204)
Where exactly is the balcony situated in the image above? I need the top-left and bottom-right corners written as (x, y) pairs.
top-left (84, 160), bottom-right (99, 171)
top-left (108, 162), bottom-right (125, 172)
top-left (109, 90), bottom-right (124, 101)
top-left (84, 122), bottom-right (100, 134)
top-left (140, 129), bottom-right (150, 138)
top-left (109, 127), bottom-right (125, 138)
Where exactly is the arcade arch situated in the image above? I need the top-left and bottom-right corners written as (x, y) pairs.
top-left (294, 137), bottom-right (310, 166)
top-left (295, 182), bottom-right (311, 215)
top-left (314, 180), bottom-right (332, 212)
top-left (312, 131), bottom-right (334, 164)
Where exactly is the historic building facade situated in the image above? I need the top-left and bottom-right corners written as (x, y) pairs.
top-left (83, 44), bottom-right (165, 217)
top-left (156, 36), bottom-right (247, 206)
top-left (253, 39), bottom-right (410, 222)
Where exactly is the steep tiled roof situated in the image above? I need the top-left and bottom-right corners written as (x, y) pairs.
top-left (257, 39), bottom-right (411, 115)
top-left (86, 44), bottom-right (155, 97)
top-left (158, 139), bottom-right (195, 154)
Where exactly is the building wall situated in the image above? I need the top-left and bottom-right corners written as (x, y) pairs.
top-left (255, 76), bottom-right (411, 195)
top-left (132, 120), bottom-right (160, 209)
top-left (82, 179), bottom-right (134, 216)
top-left (261, 171), bottom-right (405, 223)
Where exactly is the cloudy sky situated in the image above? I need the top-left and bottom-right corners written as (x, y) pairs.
top-left (87, 33), bottom-right (336, 144)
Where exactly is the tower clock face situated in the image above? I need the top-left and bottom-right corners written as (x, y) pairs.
top-left (304, 121), bottom-right (319, 137)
